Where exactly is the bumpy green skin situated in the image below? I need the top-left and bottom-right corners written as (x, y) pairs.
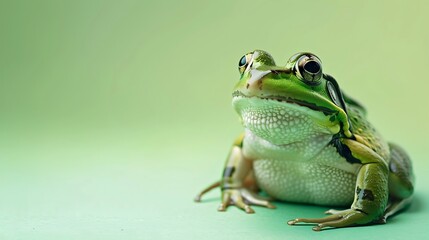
top-left (196, 50), bottom-right (414, 231)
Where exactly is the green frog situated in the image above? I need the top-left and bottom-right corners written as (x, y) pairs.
top-left (195, 50), bottom-right (414, 231)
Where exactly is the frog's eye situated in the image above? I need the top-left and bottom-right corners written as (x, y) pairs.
top-left (294, 54), bottom-right (322, 85)
top-left (238, 53), bottom-right (253, 74)
top-left (239, 55), bottom-right (247, 67)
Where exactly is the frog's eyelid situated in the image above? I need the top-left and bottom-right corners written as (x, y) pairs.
top-left (293, 55), bottom-right (307, 80)
top-left (311, 54), bottom-right (322, 63)
top-left (294, 66), bottom-right (303, 79)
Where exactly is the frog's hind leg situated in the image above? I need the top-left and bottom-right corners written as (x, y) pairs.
top-left (383, 143), bottom-right (414, 222)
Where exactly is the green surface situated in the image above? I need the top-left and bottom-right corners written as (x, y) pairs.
top-left (0, 1), bottom-right (428, 239)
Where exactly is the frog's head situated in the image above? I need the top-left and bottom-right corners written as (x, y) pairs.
top-left (233, 50), bottom-right (352, 145)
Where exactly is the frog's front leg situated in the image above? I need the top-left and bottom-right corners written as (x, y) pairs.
top-left (288, 138), bottom-right (389, 231)
top-left (218, 141), bottom-right (275, 213)
top-left (195, 135), bottom-right (275, 213)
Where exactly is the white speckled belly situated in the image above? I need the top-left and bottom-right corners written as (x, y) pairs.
top-left (242, 130), bottom-right (361, 206)
top-left (253, 152), bottom-right (359, 206)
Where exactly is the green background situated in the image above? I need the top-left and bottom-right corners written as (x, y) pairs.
top-left (1, 1), bottom-right (428, 239)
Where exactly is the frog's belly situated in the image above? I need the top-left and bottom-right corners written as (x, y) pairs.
top-left (253, 159), bottom-right (357, 206)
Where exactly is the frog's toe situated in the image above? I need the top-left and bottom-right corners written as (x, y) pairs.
top-left (241, 189), bottom-right (276, 209)
top-left (195, 181), bottom-right (221, 202)
top-left (288, 209), bottom-right (369, 231)
top-left (218, 190), bottom-right (255, 213)
top-left (324, 208), bottom-right (347, 215)
top-left (231, 193), bottom-right (255, 213)
top-left (288, 214), bottom-right (341, 225)
top-left (218, 188), bottom-right (275, 213)
top-left (217, 192), bottom-right (231, 212)
top-left (312, 211), bottom-right (367, 231)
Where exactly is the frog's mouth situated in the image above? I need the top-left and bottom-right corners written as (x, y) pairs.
top-left (232, 90), bottom-right (337, 116)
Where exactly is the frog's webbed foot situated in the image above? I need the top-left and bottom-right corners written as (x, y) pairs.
top-left (218, 188), bottom-right (275, 214)
top-left (288, 209), bottom-right (371, 231)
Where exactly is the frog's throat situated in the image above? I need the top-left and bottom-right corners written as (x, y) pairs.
top-left (232, 90), bottom-right (352, 137)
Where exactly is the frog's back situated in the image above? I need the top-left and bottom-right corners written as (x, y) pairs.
top-left (345, 96), bottom-right (390, 161)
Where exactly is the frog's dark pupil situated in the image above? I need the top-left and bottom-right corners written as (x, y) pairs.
top-left (239, 56), bottom-right (247, 67)
top-left (304, 61), bottom-right (320, 74)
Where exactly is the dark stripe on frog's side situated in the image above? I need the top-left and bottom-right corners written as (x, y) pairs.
top-left (223, 167), bottom-right (236, 177)
top-left (329, 137), bottom-right (362, 164)
top-left (356, 186), bottom-right (375, 201)
top-left (232, 91), bottom-right (337, 116)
